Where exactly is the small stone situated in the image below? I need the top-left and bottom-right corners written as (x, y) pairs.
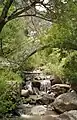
top-left (21, 89), bottom-right (29, 97)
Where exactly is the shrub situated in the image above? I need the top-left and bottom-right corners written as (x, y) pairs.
top-left (0, 69), bottom-right (22, 116)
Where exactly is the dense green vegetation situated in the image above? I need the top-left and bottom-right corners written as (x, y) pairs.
top-left (0, 0), bottom-right (77, 116)
top-left (0, 68), bottom-right (22, 116)
top-left (25, 0), bottom-right (77, 83)
top-left (39, 21), bottom-right (77, 82)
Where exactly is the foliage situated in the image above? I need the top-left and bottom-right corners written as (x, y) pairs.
top-left (0, 0), bottom-right (77, 117)
top-left (40, 22), bottom-right (77, 50)
top-left (19, 0), bottom-right (77, 83)
top-left (35, 0), bottom-right (77, 83)
top-left (0, 18), bottom-right (26, 55)
top-left (22, 51), bottom-right (46, 70)
top-left (0, 68), bottom-right (22, 116)
top-left (43, 49), bottom-right (77, 82)
top-left (0, 14), bottom-right (42, 70)
top-left (0, 17), bottom-right (32, 70)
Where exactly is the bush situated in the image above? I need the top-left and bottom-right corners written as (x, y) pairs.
top-left (43, 49), bottom-right (77, 83)
top-left (0, 69), bottom-right (22, 116)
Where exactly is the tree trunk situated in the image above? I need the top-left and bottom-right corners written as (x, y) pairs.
top-left (0, 18), bottom-right (6, 33)
top-left (0, 18), bottom-right (6, 55)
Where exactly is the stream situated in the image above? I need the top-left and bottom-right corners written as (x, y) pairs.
top-left (3, 69), bottom-right (70, 120)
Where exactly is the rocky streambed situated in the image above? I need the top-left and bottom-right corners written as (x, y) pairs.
top-left (5, 69), bottom-right (77, 120)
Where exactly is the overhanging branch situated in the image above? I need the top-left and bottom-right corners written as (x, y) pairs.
top-left (1, 0), bottom-right (13, 19)
top-left (1, 41), bottom-right (77, 68)
top-left (7, 1), bottom-right (37, 21)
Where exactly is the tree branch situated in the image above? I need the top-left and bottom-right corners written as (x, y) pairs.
top-left (20, 43), bottom-right (52, 64)
top-left (2, 41), bottom-right (77, 68)
top-left (0, 38), bottom-right (4, 55)
top-left (18, 14), bottom-right (52, 22)
top-left (1, 0), bottom-right (13, 19)
top-left (7, 1), bottom-right (37, 21)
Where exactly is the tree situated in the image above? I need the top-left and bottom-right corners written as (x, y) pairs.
top-left (1, 0), bottom-right (76, 33)
top-left (0, 0), bottom-right (51, 33)
top-left (0, 0), bottom-right (77, 66)
top-left (38, 0), bottom-right (77, 82)
top-left (0, 0), bottom-right (52, 56)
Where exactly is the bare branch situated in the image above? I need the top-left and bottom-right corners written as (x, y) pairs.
top-left (17, 14), bottom-right (52, 22)
top-left (7, 1), bottom-right (37, 21)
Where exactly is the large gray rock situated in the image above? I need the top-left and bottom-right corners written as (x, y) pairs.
top-left (36, 93), bottom-right (54, 105)
top-left (58, 110), bottom-right (77, 120)
top-left (42, 110), bottom-right (77, 120)
top-left (51, 84), bottom-right (70, 97)
top-left (53, 91), bottom-right (77, 113)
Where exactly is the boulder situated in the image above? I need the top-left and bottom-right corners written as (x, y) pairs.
top-left (53, 91), bottom-right (77, 113)
top-left (51, 84), bottom-right (70, 97)
top-left (36, 93), bottom-right (54, 105)
top-left (31, 105), bottom-right (46, 115)
top-left (42, 110), bottom-right (77, 120)
top-left (21, 89), bottom-right (29, 97)
top-left (27, 92), bottom-right (54, 105)
top-left (58, 110), bottom-right (77, 120)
